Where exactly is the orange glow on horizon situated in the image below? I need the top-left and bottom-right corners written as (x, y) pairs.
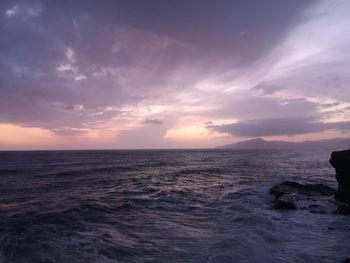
top-left (0, 124), bottom-right (54, 149)
top-left (0, 124), bottom-right (117, 150)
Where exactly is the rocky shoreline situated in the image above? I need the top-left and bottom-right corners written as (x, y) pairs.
top-left (270, 149), bottom-right (350, 215)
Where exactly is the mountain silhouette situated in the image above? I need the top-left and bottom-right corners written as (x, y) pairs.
top-left (217, 137), bottom-right (350, 150)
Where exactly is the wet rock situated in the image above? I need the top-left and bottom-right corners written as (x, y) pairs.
top-left (337, 203), bottom-right (350, 215)
top-left (273, 194), bottom-right (296, 209)
top-left (329, 149), bottom-right (350, 204)
top-left (270, 181), bottom-right (335, 198)
top-left (270, 181), bottom-right (335, 211)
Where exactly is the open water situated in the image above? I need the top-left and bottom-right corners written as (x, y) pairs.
top-left (0, 149), bottom-right (349, 262)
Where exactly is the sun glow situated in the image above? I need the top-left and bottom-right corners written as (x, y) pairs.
top-left (0, 124), bottom-right (54, 149)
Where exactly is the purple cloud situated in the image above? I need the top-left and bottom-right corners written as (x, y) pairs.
top-left (1, 0), bottom-right (349, 149)
top-left (143, 119), bottom-right (163, 125)
top-left (208, 118), bottom-right (350, 137)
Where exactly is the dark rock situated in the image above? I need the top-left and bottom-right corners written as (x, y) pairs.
top-left (269, 181), bottom-right (335, 198)
top-left (337, 203), bottom-right (350, 215)
top-left (270, 181), bottom-right (336, 211)
top-left (273, 194), bottom-right (296, 209)
top-left (329, 149), bottom-right (350, 204)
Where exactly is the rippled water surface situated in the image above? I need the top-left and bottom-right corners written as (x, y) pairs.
top-left (0, 149), bottom-right (349, 262)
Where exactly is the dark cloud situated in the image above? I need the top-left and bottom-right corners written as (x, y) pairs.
top-left (143, 119), bottom-right (163, 125)
top-left (208, 118), bottom-right (350, 137)
top-left (51, 128), bottom-right (87, 136)
top-left (0, 0), bottom-right (197, 133)
top-left (106, 0), bottom-right (316, 67)
top-left (0, 0), bottom-right (327, 142)
top-left (253, 81), bottom-right (283, 95)
top-left (211, 96), bottom-right (319, 120)
top-left (319, 102), bottom-right (340, 108)
top-left (0, 61), bottom-right (133, 130)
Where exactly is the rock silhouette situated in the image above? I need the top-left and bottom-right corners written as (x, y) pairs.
top-left (329, 149), bottom-right (350, 203)
top-left (330, 149), bottom-right (350, 214)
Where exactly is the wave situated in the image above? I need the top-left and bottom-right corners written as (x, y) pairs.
top-left (0, 149), bottom-right (348, 262)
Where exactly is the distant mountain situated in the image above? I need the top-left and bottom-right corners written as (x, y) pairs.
top-left (217, 137), bottom-right (350, 150)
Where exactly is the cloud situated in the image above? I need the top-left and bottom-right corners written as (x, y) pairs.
top-left (4, 3), bottom-right (42, 18)
top-left (116, 122), bottom-right (173, 149)
top-left (210, 95), bottom-right (320, 120)
top-left (208, 117), bottom-right (350, 137)
top-left (0, 8), bottom-right (186, 133)
top-left (2, 0), bottom-right (349, 149)
top-left (5, 5), bottom-right (18, 17)
top-left (252, 81), bottom-right (282, 95)
top-left (143, 118), bottom-right (163, 125)
top-left (253, 0), bottom-right (350, 104)
top-left (110, 0), bottom-right (316, 67)
top-left (51, 128), bottom-right (87, 136)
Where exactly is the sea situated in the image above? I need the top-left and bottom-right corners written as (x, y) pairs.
top-left (0, 149), bottom-right (349, 263)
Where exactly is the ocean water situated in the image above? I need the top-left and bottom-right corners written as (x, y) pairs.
top-left (0, 149), bottom-right (349, 263)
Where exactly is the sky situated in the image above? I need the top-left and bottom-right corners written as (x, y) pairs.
top-left (1, 0), bottom-right (350, 150)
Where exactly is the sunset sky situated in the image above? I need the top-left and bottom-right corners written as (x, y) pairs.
top-left (1, 0), bottom-right (350, 150)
